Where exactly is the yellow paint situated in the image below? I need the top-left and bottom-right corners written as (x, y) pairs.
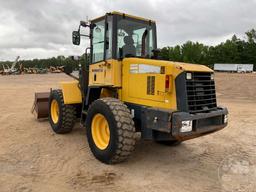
top-left (121, 58), bottom-right (183, 109)
top-left (84, 12), bottom-right (214, 111)
top-left (91, 11), bottom-right (155, 23)
top-left (91, 113), bottom-right (110, 150)
top-left (59, 57), bottom-right (213, 111)
top-left (60, 81), bottom-right (82, 104)
top-left (50, 99), bottom-right (59, 124)
top-left (86, 57), bottom-right (213, 110)
top-left (174, 62), bottom-right (213, 72)
top-left (118, 89), bottom-right (122, 100)
top-left (111, 11), bottom-right (155, 23)
top-left (89, 59), bottom-right (122, 87)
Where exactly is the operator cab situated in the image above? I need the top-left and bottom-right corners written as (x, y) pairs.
top-left (73, 12), bottom-right (157, 64)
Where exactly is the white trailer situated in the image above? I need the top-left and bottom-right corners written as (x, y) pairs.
top-left (237, 64), bottom-right (254, 73)
top-left (214, 64), bottom-right (254, 73)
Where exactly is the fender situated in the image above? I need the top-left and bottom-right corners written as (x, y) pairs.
top-left (60, 81), bottom-right (82, 104)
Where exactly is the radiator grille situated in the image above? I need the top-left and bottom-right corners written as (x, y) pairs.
top-left (186, 72), bottom-right (217, 113)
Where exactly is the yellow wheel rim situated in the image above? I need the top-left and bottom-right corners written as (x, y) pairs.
top-left (91, 113), bottom-right (110, 150)
top-left (51, 99), bottom-right (59, 124)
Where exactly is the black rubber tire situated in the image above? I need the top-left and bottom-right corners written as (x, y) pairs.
top-left (86, 97), bottom-right (136, 164)
top-left (156, 140), bottom-right (182, 146)
top-left (49, 89), bottom-right (76, 134)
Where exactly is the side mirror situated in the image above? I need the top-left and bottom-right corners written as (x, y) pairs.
top-left (63, 65), bottom-right (73, 75)
top-left (72, 31), bottom-right (80, 45)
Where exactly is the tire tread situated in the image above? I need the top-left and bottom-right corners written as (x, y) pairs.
top-left (49, 89), bottom-right (76, 134)
top-left (88, 97), bottom-right (136, 164)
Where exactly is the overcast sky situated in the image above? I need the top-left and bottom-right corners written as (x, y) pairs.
top-left (0, 0), bottom-right (255, 61)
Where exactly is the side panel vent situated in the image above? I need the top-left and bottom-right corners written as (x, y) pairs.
top-left (147, 76), bottom-right (155, 95)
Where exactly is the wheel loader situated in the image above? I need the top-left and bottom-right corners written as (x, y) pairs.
top-left (33, 11), bottom-right (228, 164)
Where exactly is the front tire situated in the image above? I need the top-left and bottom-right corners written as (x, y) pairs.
top-left (86, 98), bottom-right (136, 164)
top-left (49, 89), bottom-right (76, 134)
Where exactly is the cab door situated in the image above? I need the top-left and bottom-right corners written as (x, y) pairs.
top-left (89, 15), bottom-right (121, 87)
top-left (89, 18), bottom-right (105, 85)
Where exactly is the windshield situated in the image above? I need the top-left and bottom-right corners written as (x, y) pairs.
top-left (117, 19), bottom-right (155, 58)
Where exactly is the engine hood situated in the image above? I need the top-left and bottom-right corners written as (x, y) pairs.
top-left (122, 58), bottom-right (213, 73)
top-left (172, 61), bottom-right (213, 73)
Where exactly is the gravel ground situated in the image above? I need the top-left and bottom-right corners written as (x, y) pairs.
top-left (0, 72), bottom-right (255, 192)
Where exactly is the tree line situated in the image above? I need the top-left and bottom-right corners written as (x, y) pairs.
top-left (160, 29), bottom-right (256, 70)
top-left (0, 55), bottom-right (81, 70)
top-left (0, 29), bottom-right (255, 71)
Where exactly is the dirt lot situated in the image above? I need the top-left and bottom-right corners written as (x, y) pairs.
top-left (0, 73), bottom-right (255, 192)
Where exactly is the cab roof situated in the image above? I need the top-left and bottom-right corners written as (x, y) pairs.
top-left (90, 11), bottom-right (155, 23)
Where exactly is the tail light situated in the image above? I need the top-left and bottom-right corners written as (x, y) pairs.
top-left (165, 75), bottom-right (170, 92)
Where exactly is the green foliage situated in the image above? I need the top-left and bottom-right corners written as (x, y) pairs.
top-left (1, 29), bottom-right (255, 71)
top-left (160, 29), bottom-right (256, 70)
top-left (0, 55), bottom-right (81, 71)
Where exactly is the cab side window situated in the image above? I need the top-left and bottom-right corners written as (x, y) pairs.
top-left (116, 19), bottom-right (154, 58)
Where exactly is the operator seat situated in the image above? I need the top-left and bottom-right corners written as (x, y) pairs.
top-left (122, 36), bottom-right (136, 57)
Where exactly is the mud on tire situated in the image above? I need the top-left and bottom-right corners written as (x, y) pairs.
top-left (49, 89), bottom-right (76, 134)
top-left (86, 97), bottom-right (136, 164)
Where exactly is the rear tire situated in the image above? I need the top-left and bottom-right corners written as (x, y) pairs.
top-left (86, 98), bottom-right (136, 164)
top-left (49, 89), bottom-right (76, 134)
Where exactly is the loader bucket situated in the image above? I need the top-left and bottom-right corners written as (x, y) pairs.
top-left (31, 92), bottom-right (50, 119)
